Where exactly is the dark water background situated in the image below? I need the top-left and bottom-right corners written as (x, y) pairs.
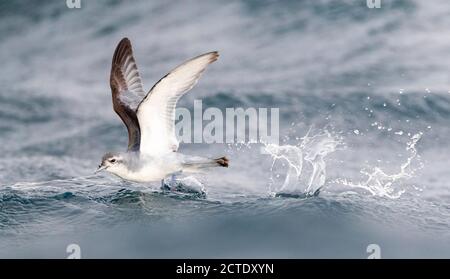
top-left (0, 0), bottom-right (449, 258)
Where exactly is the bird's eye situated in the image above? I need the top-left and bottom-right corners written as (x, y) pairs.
top-left (109, 159), bottom-right (116, 163)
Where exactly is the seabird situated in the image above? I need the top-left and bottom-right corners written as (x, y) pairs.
top-left (96, 38), bottom-right (228, 185)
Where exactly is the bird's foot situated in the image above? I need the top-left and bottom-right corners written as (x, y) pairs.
top-left (160, 176), bottom-right (206, 198)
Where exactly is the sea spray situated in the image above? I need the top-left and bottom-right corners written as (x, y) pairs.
top-left (335, 133), bottom-right (423, 199)
top-left (262, 129), bottom-right (342, 197)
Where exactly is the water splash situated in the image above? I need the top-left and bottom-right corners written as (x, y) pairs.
top-left (336, 133), bottom-right (423, 199)
top-left (164, 175), bottom-right (207, 198)
top-left (262, 129), bottom-right (341, 197)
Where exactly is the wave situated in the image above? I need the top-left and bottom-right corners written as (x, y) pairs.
top-left (0, 0), bottom-right (449, 257)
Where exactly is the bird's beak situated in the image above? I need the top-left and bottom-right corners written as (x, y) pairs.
top-left (95, 164), bottom-right (107, 174)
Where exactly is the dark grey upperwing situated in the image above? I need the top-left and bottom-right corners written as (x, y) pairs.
top-left (110, 38), bottom-right (147, 151)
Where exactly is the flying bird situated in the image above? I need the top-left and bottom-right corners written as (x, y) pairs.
top-left (96, 38), bottom-right (228, 185)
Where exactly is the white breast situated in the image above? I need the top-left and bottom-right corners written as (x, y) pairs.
top-left (110, 154), bottom-right (183, 182)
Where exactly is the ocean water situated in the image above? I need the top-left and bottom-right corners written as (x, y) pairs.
top-left (0, 0), bottom-right (449, 258)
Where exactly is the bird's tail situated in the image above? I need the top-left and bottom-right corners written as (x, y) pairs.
top-left (182, 156), bottom-right (229, 173)
top-left (214, 156), bottom-right (229, 167)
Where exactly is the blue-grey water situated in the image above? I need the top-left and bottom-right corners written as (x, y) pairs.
top-left (0, 0), bottom-right (449, 258)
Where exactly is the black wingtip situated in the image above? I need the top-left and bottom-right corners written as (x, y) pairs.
top-left (113, 38), bottom-right (133, 65)
top-left (208, 51), bottom-right (219, 62)
top-left (118, 37), bottom-right (131, 48)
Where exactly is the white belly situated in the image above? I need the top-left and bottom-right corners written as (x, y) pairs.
top-left (115, 154), bottom-right (183, 182)
top-left (124, 166), bottom-right (173, 182)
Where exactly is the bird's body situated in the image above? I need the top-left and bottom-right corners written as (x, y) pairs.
top-left (96, 38), bottom-right (228, 183)
top-left (101, 152), bottom-right (228, 183)
top-left (101, 152), bottom-right (179, 183)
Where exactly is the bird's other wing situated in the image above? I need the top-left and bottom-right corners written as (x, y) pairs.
top-left (110, 38), bottom-right (147, 151)
top-left (136, 51), bottom-right (219, 156)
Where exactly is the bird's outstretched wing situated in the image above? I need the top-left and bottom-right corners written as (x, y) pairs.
top-left (136, 51), bottom-right (219, 156)
top-left (110, 38), bottom-right (147, 151)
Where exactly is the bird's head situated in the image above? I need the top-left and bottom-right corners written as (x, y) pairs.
top-left (96, 152), bottom-right (126, 174)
